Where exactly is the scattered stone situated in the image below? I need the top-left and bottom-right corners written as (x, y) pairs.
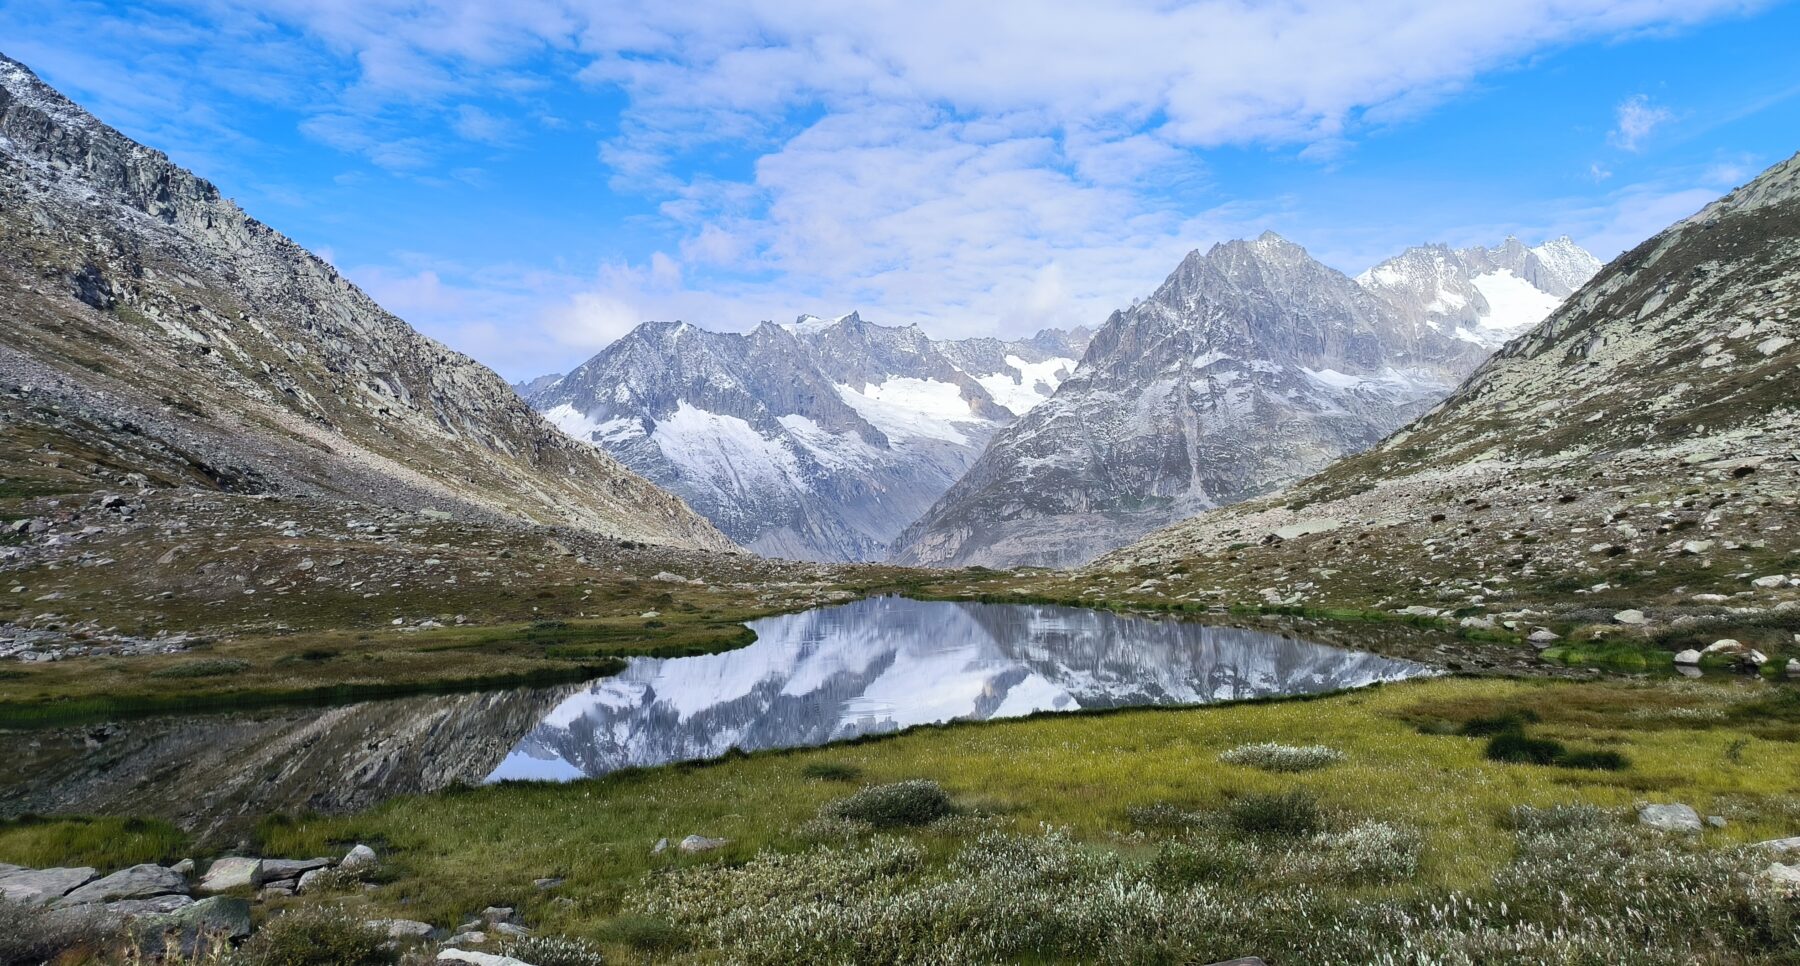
top-left (1528, 629), bottom-right (1560, 643)
top-left (261, 857), bottom-right (333, 881)
top-left (0, 866), bottom-right (97, 904)
top-left (678, 834), bottom-right (729, 854)
top-left (1703, 638), bottom-right (1745, 655)
top-left (258, 883), bottom-right (296, 899)
top-left (1761, 862), bottom-right (1800, 895)
top-left (1758, 836), bottom-right (1800, 856)
top-left (103, 895), bottom-right (195, 916)
top-left (295, 867), bottom-right (332, 893)
top-left (1674, 649), bottom-right (1702, 666)
top-left (1612, 609), bottom-right (1649, 625)
top-left (341, 844), bottom-right (378, 871)
top-left (447, 931), bottom-right (488, 946)
top-left (370, 918), bottom-right (439, 940)
top-left (171, 858), bottom-right (195, 876)
top-left (1751, 574), bottom-right (1788, 589)
top-left (1679, 540), bottom-right (1714, 555)
top-left (198, 856), bottom-right (262, 893)
top-left (1638, 803), bottom-right (1702, 832)
top-left (438, 950), bottom-right (533, 966)
top-left (55, 863), bottom-right (187, 906)
top-left (493, 922), bottom-right (532, 938)
top-left (131, 896), bottom-right (252, 958)
top-left (532, 876), bottom-right (564, 890)
top-left (1707, 815), bottom-right (1728, 828)
top-left (481, 906), bottom-right (515, 924)
top-left (651, 837), bottom-right (669, 854)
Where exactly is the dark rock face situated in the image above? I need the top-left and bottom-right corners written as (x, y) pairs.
top-left (893, 233), bottom-right (1495, 569)
top-left (0, 53), bottom-right (730, 551)
top-left (528, 313), bottom-right (1089, 561)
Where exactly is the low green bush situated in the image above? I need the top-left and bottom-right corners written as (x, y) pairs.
top-left (801, 762), bottom-right (862, 782)
top-left (1225, 790), bottom-right (1322, 838)
top-left (233, 905), bottom-right (397, 966)
top-left (148, 658), bottom-right (250, 679)
top-left (500, 935), bottom-right (608, 966)
top-left (1218, 742), bottom-right (1346, 772)
top-left (825, 780), bottom-right (954, 829)
top-left (1484, 731), bottom-right (1567, 765)
top-left (1457, 709), bottom-right (1541, 737)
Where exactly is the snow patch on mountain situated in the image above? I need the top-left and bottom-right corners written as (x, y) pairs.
top-left (836, 377), bottom-right (976, 445)
top-left (974, 354), bottom-right (1079, 414)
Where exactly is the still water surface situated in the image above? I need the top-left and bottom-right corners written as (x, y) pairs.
top-left (0, 598), bottom-right (1429, 835)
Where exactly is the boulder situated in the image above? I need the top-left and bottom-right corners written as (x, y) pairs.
top-left (130, 896), bottom-right (252, 958)
top-left (481, 906), bottom-right (515, 924)
top-left (198, 857), bottom-right (262, 893)
top-left (1528, 629), bottom-right (1560, 644)
top-left (261, 857), bottom-right (333, 882)
top-left (0, 866), bottom-right (97, 904)
top-left (104, 895), bottom-right (195, 916)
top-left (494, 922), bottom-right (532, 938)
top-left (1761, 862), bottom-right (1800, 895)
top-left (438, 950), bottom-right (534, 966)
top-left (1703, 638), bottom-right (1745, 655)
top-left (55, 863), bottom-right (188, 906)
top-left (447, 930), bottom-right (488, 946)
top-left (1673, 649), bottom-right (1702, 665)
top-left (678, 834), bottom-right (729, 854)
top-left (1754, 836), bottom-right (1800, 856)
top-left (296, 867), bottom-right (332, 893)
top-left (340, 844), bottom-right (378, 871)
top-left (1638, 803), bottom-right (1702, 832)
top-left (1751, 574), bottom-right (1788, 589)
top-left (651, 837), bottom-right (669, 854)
top-left (369, 918), bottom-right (439, 941)
top-left (1612, 609), bottom-right (1649, 625)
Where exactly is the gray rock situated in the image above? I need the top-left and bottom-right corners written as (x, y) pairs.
top-left (437, 950), bottom-right (534, 965)
top-left (369, 917), bottom-right (439, 940)
top-left (131, 896), bottom-right (252, 958)
top-left (1707, 816), bottom-right (1728, 828)
top-left (261, 857), bottom-right (333, 881)
top-left (678, 834), bottom-right (729, 854)
top-left (0, 866), bottom-right (96, 904)
top-left (296, 867), bottom-right (333, 893)
top-left (1638, 803), bottom-right (1702, 832)
top-left (198, 856), bottom-right (262, 893)
top-left (1757, 836), bottom-right (1800, 856)
top-left (481, 906), bottom-right (515, 924)
top-left (1613, 609), bottom-right (1649, 625)
top-left (493, 922), bottom-right (532, 938)
top-left (104, 894), bottom-right (196, 916)
top-left (651, 837), bottom-right (669, 854)
top-left (341, 844), bottom-right (378, 871)
top-left (532, 876), bottom-right (564, 890)
top-left (55, 863), bottom-right (188, 907)
top-left (171, 858), bottom-right (195, 876)
top-left (1674, 648), bottom-right (1702, 665)
top-left (447, 931), bottom-right (489, 946)
top-left (1528, 629), bottom-right (1560, 643)
top-left (1761, 862), bottom-right (1800, 894)
top-left (258, 883), bottom-right (296, 899)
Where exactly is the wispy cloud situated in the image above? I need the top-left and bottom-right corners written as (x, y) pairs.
top-left (1609, 93), bottom-right (1674, 151)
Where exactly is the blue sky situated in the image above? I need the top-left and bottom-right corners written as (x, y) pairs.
top-left (4, 1), bottom-right (1798, 379)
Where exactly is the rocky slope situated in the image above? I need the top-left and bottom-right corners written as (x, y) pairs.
top-left (526, 313), bottom-right (1088, 561)
top-left (1093, 153), bottom-right (1800, 627)
top-left (0, 53), bottom-right (730, 551)
top-left (892, 233), bottom-right (1497, 569)
top-left (1357, 236), bottom-right (1601, 349)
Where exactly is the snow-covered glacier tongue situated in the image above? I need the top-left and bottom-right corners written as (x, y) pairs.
top-left (487, 596), bottom-right (1431, 780)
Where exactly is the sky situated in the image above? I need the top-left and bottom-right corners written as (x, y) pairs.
top-left (4, 1), bottom-right (1799, 380)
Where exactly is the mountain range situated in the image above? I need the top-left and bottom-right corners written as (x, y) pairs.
top-left (527, 237), bottom-right (1595, 566)
top-left (522, 314), bottom-right (1088, 561)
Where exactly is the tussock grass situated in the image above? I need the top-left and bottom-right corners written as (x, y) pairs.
top-left (0, 815), bottom-right (188, 869)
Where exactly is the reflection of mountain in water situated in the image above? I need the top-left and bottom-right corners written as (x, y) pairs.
top-left (492, 597), bottom-right (1430, 780)
top-left (0, 686), bottom-right (571, 840)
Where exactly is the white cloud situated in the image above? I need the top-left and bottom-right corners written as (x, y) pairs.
top-left (1609, 93), bottom-right (1674, 151)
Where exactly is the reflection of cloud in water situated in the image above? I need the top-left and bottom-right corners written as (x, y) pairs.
top-left (490, 598), bottom-right (1431, 782)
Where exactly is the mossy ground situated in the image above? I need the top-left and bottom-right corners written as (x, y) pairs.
top-left (2, 675), bottom-right (1781, 960)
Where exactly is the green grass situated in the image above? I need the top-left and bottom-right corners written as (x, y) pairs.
top-left (0, 815), bottom-right (189, 869)
top-left (237, 675), bottom-right (1800, 947)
